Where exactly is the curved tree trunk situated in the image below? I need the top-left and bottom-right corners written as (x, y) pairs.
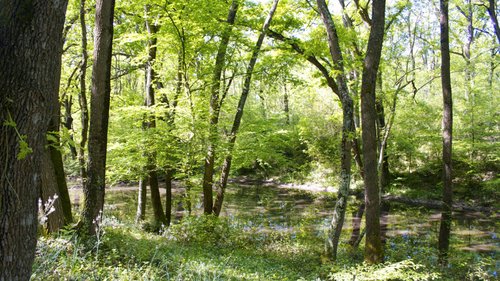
top-left (0, 0), bottom-right (68, 278)
top-left (316, 0), bottom-right (355, 261)
top-left (202, 0), bottom-right (239, 214)
top-left (213, 0), bottom-right (280, 217)
top-left (81, 0), bottom-right (115, 235)
top-left (43, 114), bottom-right (73, 228)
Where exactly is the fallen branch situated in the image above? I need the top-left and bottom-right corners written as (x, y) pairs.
top-left (382, 195), bottom-right (494, 214)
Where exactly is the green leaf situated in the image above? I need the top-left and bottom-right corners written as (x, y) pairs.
top-left (17, 135), bottom-right (33, 160)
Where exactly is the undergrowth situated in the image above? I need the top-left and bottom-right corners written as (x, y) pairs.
top-left (32, 213), bottom-right (498, 280)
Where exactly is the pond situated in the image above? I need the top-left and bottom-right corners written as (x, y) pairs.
top-left (70, 182), bottom-right (499, 254)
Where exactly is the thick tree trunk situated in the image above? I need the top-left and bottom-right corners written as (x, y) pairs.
top-left (79, 0), bottom-right (90, 186)
top-left (202, 0), bottom-right (239, 214)
top-left (213, 0), bottom-right (279, 217)
top-left (149, 170), bottom-right (166, 226)
top-left (360, 0), bottom-right (386, 264)
top-left (0, 0), bottom-right (68, 278)
top-left (438, 0), bottom-right (453, 264)
top-left (81, 0), bottom-right (115, 235)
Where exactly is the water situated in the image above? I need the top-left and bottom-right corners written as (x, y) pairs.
top-left (72, 182), bottom-right (499, 253)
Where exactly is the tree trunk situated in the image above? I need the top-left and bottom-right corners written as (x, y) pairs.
top-left (149, 170), bottom-right (166, 226)
top-left (40, 147), bottom-right (66, 233)
top-left (213, 0), bottom-right (279, 217)
top-left (0, 0), bottom-right (68, 278)
top-left (78, 0), bottom-right (90, 187)
top-left (284, 82), bottom-right (290, 125)
top-left (438, 0), bottom-right (453, 265)
top-left (202, 0), bottom-right (239, 214)
top-left (144, 6), bottom-right (167, 227)
top-left (376, 91), bottom-right (390, 246)
top-left (165, 169), bottom-right (173, 226)
top-left (461, 0), bottom-right (476, 160)
top-left (316, 0), bottom-right (355, 261)
top-left (48, 115), bottom-right (73, 225)
top-left (135, 177), bottom-right (147, 223)
top-left (348, 203), bottom-right (365, 247)
top-left (376, 99), bottom-right (390, 191)
top-left (162, 52), bottom-right (184, 226)
top-left (360, 0), bottom-right (386, 264)
top-left (63, 95), bottom-right (78, 159)
top-left (81, 0), bottom-right (115, 235)
top-left (486, 0), bottom-right (500, 44)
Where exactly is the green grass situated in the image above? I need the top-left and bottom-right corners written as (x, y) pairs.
top-left (32, 212), bottom-right (498, 280)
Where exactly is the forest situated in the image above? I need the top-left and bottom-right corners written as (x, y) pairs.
top-left (0, 0), bottom-right (498, 280)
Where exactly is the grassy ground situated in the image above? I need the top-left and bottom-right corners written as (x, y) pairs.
top-left (32, 211), bottom-right (498, 280)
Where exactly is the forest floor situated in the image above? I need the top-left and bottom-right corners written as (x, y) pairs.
top-left (36, 170), bottom-right (497, 280)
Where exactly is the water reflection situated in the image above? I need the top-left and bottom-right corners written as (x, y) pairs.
top-left (71, 182), bottom-right (498, 253)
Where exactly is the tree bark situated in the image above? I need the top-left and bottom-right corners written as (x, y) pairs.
top-left (79, 0), bottom-right (90, 187)
top-left (48, 115), bottom-right (73, 225)
top-left (144, 6), bottom-right (167, 227)
top-left (438, 0), bottom-right (453, 265)
top-left (316, 0), bottom-right (356, 261)
top-left (348, 203), bottom-right (365, 247)
top-left (486, 0), bottom-right (500, 44)
top-left (165, 169), bottom-right (173, 226)
top-left (135, 177), bottom-right (147, 223)
top-left (360, 0), bottom-right (386, 264)
top-left (0, 0), bottom-right (68, 278)
top-left (81, 0), bottom-right (115, 235)
top-left (202, 0), bottom-right (239, 214)
top-left (40, 147), bottom-right (65, 233)
top-left (284, 82), bottom-right (290, 125)
top-left (213, 0), bottom-right (279, 217)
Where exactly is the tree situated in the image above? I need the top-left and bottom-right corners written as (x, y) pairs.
top-left (213, 0), bottom-right (280, 216)
top-left (315, 0), bottom-right (356, 260)
top-left (484, 0), bottom-right (500, 44)
top-left (78, 0), bottom-right (90, 186)
top-left (438, 0), bottom-right (453, 265)
top-left (80, 0), bottom-right (116, 235)
top-left (202, 0), bottom-right (239, 215)
top-left (48, 116), bottom-right (73, 225)
top-left (0, 0), bottom-right (68, 278)
top-left (144, 5), bottom-right (168, 227)
top-left (360, 0), bottom-right (386, 264)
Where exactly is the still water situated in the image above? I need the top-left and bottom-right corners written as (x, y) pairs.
top-left (72, 182), bottom-right (499, 253)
